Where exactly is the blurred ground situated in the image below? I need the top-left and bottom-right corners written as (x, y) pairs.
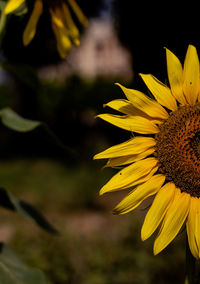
top-left (0, 158), bottom-right (186, 284)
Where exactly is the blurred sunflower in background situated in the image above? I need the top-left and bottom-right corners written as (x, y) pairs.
top-left (94, 45), bottom-right (200, 259)
top-left (4, 0), bottom-right (88, 58)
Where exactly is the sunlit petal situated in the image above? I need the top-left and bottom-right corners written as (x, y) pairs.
top-left (105, 148), bottom-right (155, 167)
top-left (113, 174), bottom-right (165, 215)
top-left (140, 73), bottom-right (177, 111)
top-left (141, 182), bottom-right (175, 241)
top-left (166, 48), bottom-right (187, 105)
top-left (154, 188), bottom-right (190, 255)
top-left (94, 136), bottom-right (156, 159)
top-left (183, 45), bottom-right (200, 105)
top-left (100, 158), bottom-right (158, 195)
top-left (116, 83), bottom-right (168, 119)
top-left (97, 114), bottom-right (159, 134)
top-left (186, 197), bottom-right (199, 259)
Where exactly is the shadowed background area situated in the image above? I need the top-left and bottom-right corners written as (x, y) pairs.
top-left (0, 1), bottom-right (199, 283)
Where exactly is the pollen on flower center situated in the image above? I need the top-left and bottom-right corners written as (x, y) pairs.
top-left (155, 103), bottom-right (200, 197)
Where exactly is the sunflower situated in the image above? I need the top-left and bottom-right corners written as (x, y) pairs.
top-left (94, 45), bottom-right (200, 259)
top-left (4, 0), bottom-right (88, 58)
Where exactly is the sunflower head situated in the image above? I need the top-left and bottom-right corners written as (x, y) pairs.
top-left (94, 45), bottom-right (200, 259)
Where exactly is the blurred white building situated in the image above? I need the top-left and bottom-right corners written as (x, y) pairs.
top-left (39, 19), bottom-right (133, 81)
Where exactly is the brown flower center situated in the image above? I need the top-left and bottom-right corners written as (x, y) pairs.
top-left (155, 103), bottom-right (200, 197)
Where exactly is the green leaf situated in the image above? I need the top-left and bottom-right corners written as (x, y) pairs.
top-left (0, 188), bottom-right (58, 235)
top-left (0, 107), bottom-right (73, 154)
top-left (0, 108), bottom-right (41, 132)
top-left (0, 243), bottom-right (48, 284)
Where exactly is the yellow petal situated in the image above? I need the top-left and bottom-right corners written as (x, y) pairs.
top-left (51, 23), bottom-right (72, 59)
top-left (100, 157), bottom-right (158, 195)
top-left (94, 136), bottom-right (156, 159)
top-left (105, 148), bottom-right (155, 167)
top-left (166, 48), bottom-right (187, 105)
top-left (62, 2), bottom-right (80, 44)
top-left (67, 0), bottom-right (88, 27)
top-left (195, 198), bottom-right (200, 258)
top-left (97, 114), bottom-right (159, 134)
top-left (105, 99), bottom-right (138, 116)
top-left (183, 45), bottom-right (200, 105)
top-left (105, 99), bottom-right (163, 125)
top-left (140, 74), bottom-right (177, 111)
top-left (50, 8), bottom-right (65, 28)
top-left (113, 174), bottom-right (165, 215)
top-left (116, 83), bottom-right (169, 119)
top-left (154, 188), bottom-right (190, 255)
top-left (141, 182), bottom-right (175, 241)
top-left (4, 0), bottom-right (25, 14)
top-left (23, 0), bottom-right (43, 46)
top-left (186, 197), bottom-right (199, 259)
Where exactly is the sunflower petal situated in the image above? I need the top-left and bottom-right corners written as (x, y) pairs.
top-left (4, 0), bottom-right (25, 14)
top-left (113, 174), bottom-right (165, 215)
top-left (115, 83), bottom-right (168, 119)
top-left (105, 148), bottom-right (155, 167)
top-left (23, 0), bottom-right (43, 46)
top-left (186, 197), bottom-right (199, 259)
top-left (183, 45), bottom-right (200, 105)
top-left (67, 0), bottom-right (88, 27)
top-left (97, 114), bottom-right (159, 134)
top-left (51, 23), bottom-right (72, 59)
top-left (154, 188), bottom-right (190, 255)
top-left (166, 48), bottom-right (187, 105)
top-left (62, 2), bottom-right (80, 45)
top-left (105, 99), bottom-right (137, 115)
top-left (140, 74), bottom-right (177, 111)
top-left (99, 157), bottom-right (158, 195)
top-left (141, 182), bottom-right (175, 241)
top-left (94, 136), bottom-right (156, 160)
top-left (50, 7), bottom-right (65, 28)
top-left (195, 198), bottom-right (200, 258)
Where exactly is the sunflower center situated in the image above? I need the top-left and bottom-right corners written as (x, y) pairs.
top-left (155, 103), bottom-right (200, 197)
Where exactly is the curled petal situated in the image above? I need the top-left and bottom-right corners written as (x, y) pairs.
top-left (140, 74), bottom-right (177, 111)
top-left (116, 83), bottom-right (168, 119)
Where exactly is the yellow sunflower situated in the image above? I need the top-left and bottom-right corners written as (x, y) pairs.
top-left (94, 45), bottom-right (200, 259)
top-left (4, 0), bottom-right (88, 58)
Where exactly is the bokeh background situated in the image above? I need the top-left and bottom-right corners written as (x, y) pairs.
top-left (0, 1), bottom-right (199, 283)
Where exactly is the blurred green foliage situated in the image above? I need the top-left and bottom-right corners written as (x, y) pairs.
top-left (0, 75), bottom-right (131, 160)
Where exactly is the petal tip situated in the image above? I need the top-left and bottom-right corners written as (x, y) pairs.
top-left (153, 243), bottom-right (160, 256)
top-left (99, 187), bottom-right (107, 196)
top-left (141, 229), bottom-right (149, 242)
top-left (112, 208), bottom-right (119, 215)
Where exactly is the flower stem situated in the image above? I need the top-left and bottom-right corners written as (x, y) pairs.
top-left (185, 236), bottom-right (196, 284)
